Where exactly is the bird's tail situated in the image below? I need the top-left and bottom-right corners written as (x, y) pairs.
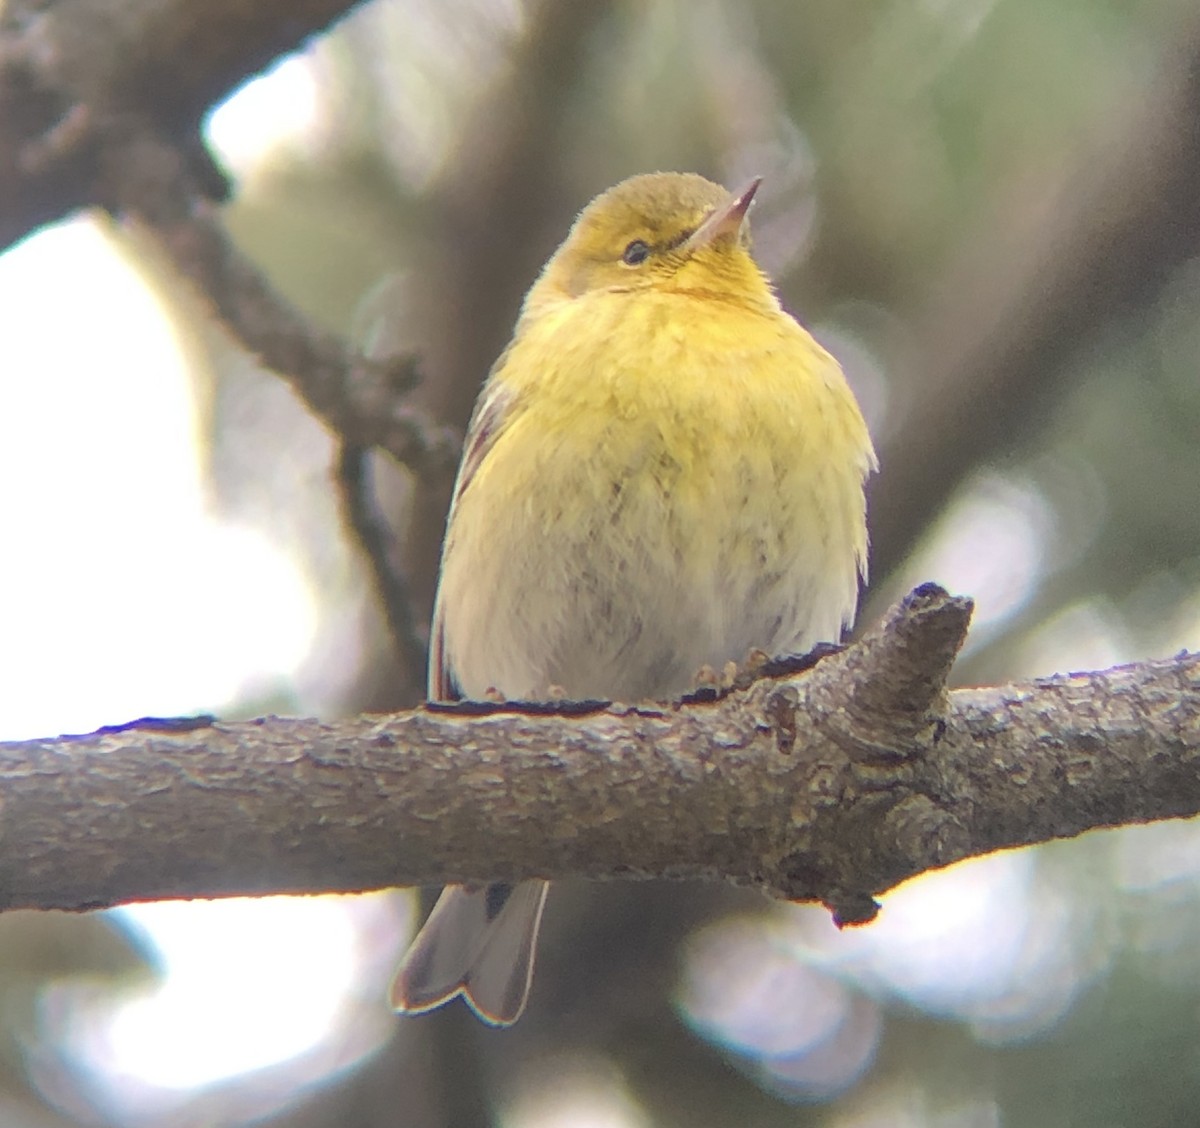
top-left (389, 879), bottom-right (549, 1026)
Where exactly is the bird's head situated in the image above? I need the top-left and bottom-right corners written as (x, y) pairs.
top-left (523, 172), bottom-right (774, 318)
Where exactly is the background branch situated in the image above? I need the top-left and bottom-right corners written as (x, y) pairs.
top-left (5, 587), bottom-right (1196, 918)
top-left (0, 0), bottom-right (366, 253)
top-left (335, 441), bottom-right (428, 694)
top-left (116, 137), bottom-right (461, 476)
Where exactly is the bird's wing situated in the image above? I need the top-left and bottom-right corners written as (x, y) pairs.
top-left (428, 370), bottom-right (518, 701)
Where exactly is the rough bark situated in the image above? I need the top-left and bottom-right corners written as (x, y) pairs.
top-left (3, 585), bottom-right (1197, 921)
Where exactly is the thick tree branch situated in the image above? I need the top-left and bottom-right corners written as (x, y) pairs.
top-left (4, 586), bottom-right (1197, 920)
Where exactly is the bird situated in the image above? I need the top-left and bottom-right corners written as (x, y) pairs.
top-left (388, 171), bottom-right (876, 1026)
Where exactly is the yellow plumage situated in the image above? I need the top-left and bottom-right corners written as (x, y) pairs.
top-left (391, 171), bottom-right (876, 1025)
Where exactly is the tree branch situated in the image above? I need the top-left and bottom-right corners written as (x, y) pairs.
top-left (1, 2), bottom-right (462, 683)
top-left (120, 136), bottom-right (461, 476)
top-left (4, 585), bottom-right (1197, 920)
top-left (2, 0), bottom-right (463, 479)
top-left (335, 441), bottom-right (428, 695)
top-left (0, 0), bottom-right (365, 252)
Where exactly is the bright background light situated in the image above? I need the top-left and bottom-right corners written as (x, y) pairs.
top-left (0, 52), bottom-right (409, 1117)
top-left (0, 216), bottom-right (318, 741)
top-left (101, 899), bottom-right (360, 1089)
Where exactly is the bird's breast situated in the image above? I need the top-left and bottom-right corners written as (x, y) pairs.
top-left (437, 292), bottom-right (871, 702)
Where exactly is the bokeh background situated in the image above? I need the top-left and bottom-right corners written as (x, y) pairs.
top-left (3, 0), bottom-right (1200, 1124)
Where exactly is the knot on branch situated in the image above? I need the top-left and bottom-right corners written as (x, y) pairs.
top-left (810, 583), bottom-right (973, 763)
top-left (762, 587), bottom-right (975, 920)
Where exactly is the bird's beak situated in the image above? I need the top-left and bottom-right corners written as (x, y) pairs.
top-left (684, 177), bottom-right (762, 252)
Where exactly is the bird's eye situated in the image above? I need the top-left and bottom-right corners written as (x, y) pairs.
top-left (621, 240), bottom-right (650, 266)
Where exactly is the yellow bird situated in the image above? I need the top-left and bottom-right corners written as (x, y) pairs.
top-left (389, 172), bottom-right (876, 1025)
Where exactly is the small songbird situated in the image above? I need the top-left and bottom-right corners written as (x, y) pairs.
top-left (389, 172), bottom-right (876, 1025)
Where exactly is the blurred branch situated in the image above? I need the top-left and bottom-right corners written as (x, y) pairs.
top-left (0, 0), bottom-right (365, 253)
top-left (869, 19), bottom-right (1200, 581)
top-left (0, 0), bottom-right (459, 469)
top-left (336, 442), bottom-right (428, 694)
top-left (4, 585), bottom-right (1198, 921)
top-left (119, 135), bottom-right (460, 476)
top-left (0, 0), bottom-right (459, 671)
